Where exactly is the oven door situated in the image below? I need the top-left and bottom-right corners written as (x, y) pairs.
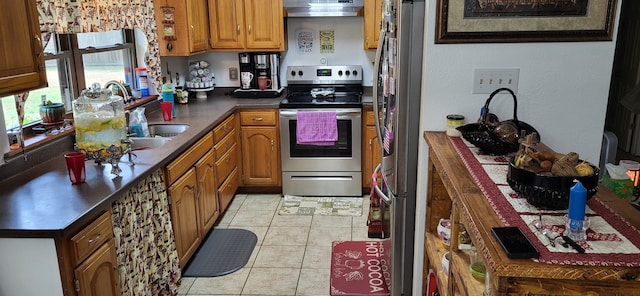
top-left (279, 108), bottom-right (362, 196)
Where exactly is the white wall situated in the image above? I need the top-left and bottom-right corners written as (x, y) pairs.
top-left (413, 0), bottom-right (622, 292)
top-left (0, 238), bottom-right (63, 296)
top-left (160, 16), bottom-right (376, 88)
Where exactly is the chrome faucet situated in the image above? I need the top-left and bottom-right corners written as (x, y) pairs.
top-left (104, 80), bottom-right (131, 104)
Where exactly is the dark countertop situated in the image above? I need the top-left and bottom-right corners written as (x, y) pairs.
top-left (0, 88), bottom-right (283, 238)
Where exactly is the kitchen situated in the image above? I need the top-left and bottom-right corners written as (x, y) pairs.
top-left (0, 0), bottom-right (635, 296)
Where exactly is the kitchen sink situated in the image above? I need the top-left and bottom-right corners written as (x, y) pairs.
top-left (129, 137), bottom-right (172, 150)
top-left (147, 124), bottom-right (190, 137)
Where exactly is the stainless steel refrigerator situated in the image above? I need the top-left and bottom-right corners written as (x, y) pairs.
top-left (372, 0), bottom-right (424, 295)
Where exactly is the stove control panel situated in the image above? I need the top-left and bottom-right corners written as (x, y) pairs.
top-left (287, 65), bottom-right (363, 84)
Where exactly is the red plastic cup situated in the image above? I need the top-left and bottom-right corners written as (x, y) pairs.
top-left (64, 152), bottom-right (86, 184)
top-left (161, 101), bottom-right (173, 121)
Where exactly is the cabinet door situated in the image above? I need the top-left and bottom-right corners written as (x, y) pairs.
top-left (209, 0), bottom-right (246, 49)
top-left (243, 0), bottom-right (284, 50)
top-left (0, 0), bottom-right (47, 97)
top-left (187, 0), bottom-right (211, 52)
top-left (241, 126), bottom-right (280, 185)
top-left (168, 168), bottom-right (201, 268)
top-left (363, 0), bottom-right (383, 50)
top-left (74, 240), bottom-right (121, 296)
top-left (363, 125), bottom-right (381, 188)
top-left (196, 150), bottom-right (219, 236)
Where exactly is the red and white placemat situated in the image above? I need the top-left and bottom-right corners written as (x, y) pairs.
top-left (449, 136), bottom-right (640, 266)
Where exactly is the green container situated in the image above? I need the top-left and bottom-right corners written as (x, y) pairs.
top-left (601, 174), bottom-right (634, 199)
top-left (39, 103), bottom-right (65, 125)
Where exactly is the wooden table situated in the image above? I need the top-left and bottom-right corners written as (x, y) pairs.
top-left (423, 131), bottom-right (640, 296)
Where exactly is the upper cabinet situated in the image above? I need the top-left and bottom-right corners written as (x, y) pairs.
top-left (363, 0), bottom-right (383, 50)
top-left (209, 0), bottom-right (285, 51)
top-left (0, 0), bottom-right (47, 97)
top-left (155, 0), bottom-right (210, 56)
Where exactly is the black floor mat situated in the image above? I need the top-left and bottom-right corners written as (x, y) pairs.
top-left (182, 228), bottom-right (257, 277)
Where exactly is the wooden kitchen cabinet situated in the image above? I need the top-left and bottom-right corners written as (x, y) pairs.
top-left (213, 114), bottom-right (240, 211)
top-left (74, 240), bottom-right (121, 296)
top-left (363, 109), bottom-right (381, 189)
top-left (0, 0), bottom-right (47, 97)
top-left (167, 168), bottom-right (201, 268)
top-left (196, 150), bottom-right (220, 238)
top-left (58, 211), bottom-right (120, 296)
top-left (208, 0), bottom-right (285, 51)
top-left (154, 0), bottom-right (210, 56)
top-left (363, 0), bottom-right (384, 50)
top-left (165, 132), bottom-right (214, 267)
top-left (240, 109), bottom-right (281, 186)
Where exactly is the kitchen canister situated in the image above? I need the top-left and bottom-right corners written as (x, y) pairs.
top-left (446, 114), bottom-right (465, 137)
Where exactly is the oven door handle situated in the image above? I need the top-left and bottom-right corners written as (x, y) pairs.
top-left (279, 109), bottom-right (362, 119)
top-left (373, 164), bottom-right (392, 203)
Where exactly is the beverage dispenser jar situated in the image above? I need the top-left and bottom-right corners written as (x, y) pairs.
top-left (72, 83), bottom-right (128, 174)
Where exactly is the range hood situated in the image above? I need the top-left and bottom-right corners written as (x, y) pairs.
top-left (283, 0), bottom-right (364, 17)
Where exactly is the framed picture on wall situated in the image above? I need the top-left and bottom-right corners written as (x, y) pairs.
top-left (435, 0), bottom-right (618, 43)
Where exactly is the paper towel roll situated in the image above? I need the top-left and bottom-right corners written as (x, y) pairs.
top-left (0, 103), bottom-right (10, 164)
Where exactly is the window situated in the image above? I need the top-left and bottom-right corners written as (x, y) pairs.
top-left (2, 29), bottom-right (141, 130)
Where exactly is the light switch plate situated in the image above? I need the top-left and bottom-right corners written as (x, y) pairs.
top-left (473, 69), bottom-right (519, 94)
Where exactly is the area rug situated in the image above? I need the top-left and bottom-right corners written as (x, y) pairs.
top-left (278, 195), bottom-right (363, 216)
top-left (182, 228), bottom-right (257, 277)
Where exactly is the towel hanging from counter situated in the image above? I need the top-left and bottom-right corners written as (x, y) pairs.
top-left (296, 111), bottom-right (338, 146)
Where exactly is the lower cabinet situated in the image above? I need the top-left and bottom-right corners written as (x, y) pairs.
top-left (363, 109), bottom-right (382, 189)
top-left (73, 240), bottom-right (120, 296)
top-left (239, 109), bottom-right (280, 186)
top-left (167, 168), bottom-right (202, 268)
top-left (69, 211), bottom-right (120, 296)
top-left (165, 132), bottom-right (215, 268)
top-left (197, 150), bottom-right (220, 236)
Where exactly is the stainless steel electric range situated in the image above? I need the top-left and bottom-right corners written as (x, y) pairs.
top-left (279, 65), bottom-right (364, 196)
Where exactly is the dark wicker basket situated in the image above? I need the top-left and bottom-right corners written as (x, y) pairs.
top-left (506, 159), bottom-right (599, 210)
top-left (457, 88), bottom-right (538, 155)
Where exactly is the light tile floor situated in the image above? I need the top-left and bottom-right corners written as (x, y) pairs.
top-left (177, 193), bottom-right (374, 296)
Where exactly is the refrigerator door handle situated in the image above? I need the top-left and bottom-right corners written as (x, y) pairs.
top-left (373, 164), bottom-right (392, 203)
top-left (372, 29), bottom-right (387, 148)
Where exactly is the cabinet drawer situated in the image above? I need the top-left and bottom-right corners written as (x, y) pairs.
top-left (240, 110), bottom-right (277, 126)
top-left (214, 129), bottom-right (236, 161)
top-left (215, 144), bottom-right (238, 183)
top-left (70, 211), bottom-right (113, 264)
top-left (213, 114), bottom-right (235, 142)
top-left (166, 132), bottom-right (213, 184)
top-left (218, 168), bottom-right (239, 212)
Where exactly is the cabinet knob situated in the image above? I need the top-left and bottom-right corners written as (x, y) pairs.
top-left (254, 117), bottom-right (263, 121)
top-left (271, 140), bottom-right (274, 151)
top-left (237, 24), bottom-right (240, 34)
top-left (248, 24), bottom-right (251, 34)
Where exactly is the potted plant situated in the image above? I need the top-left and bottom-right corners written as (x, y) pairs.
top-left (40, 100), bottom-right (66, 125)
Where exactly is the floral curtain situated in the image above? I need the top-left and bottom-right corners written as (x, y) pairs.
top-left (36, 0), bottom-right (162, 89)
top-left (111, 169), bottom-right (181, 295)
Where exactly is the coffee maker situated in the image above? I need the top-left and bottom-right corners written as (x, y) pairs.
top-left (238, 53), bottom-right (254, 89)
top-left (237, 52), bottom-right (281, 91)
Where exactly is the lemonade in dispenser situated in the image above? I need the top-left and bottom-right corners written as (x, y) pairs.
top-left (73, 83), bottom-right (127, 151)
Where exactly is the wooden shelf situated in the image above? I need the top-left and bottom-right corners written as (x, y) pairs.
top-left (423, 131), bottom-right (640, 296)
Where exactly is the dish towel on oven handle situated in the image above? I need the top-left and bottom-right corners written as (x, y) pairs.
top-left (296, 111), bottom-right (338, 146)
